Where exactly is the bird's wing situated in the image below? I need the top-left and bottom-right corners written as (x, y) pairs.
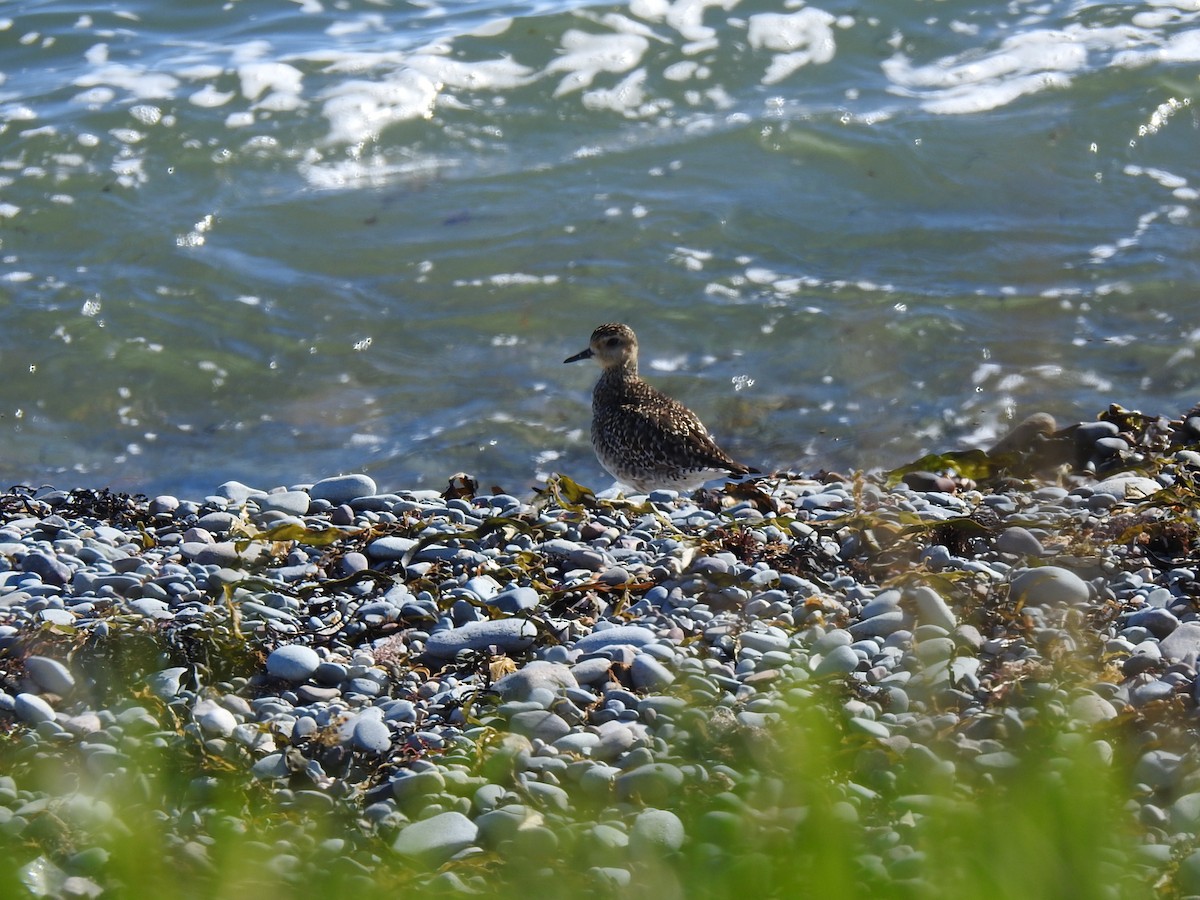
top-left (617, 386), bottom-right (743, 470)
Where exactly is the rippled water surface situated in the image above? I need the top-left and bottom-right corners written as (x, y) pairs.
top-left (1, 0), bottom-right (1198, 497)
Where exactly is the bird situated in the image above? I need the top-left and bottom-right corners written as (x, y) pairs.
top-left (563, 322), bottom-right (756, 493)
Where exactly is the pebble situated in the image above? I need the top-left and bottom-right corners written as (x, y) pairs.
top-left (1008, 566), bottom-right (1090, 608)
top-left (14, 693), bottom-right (56, 725)
top-left (352, 717), bottom-right (392, 753)
top-left (494, 662), bottom-right (577, 701)
top-left (24, 656), bottom-right (75, 695)
top-left (309, 474), bottom-right (377, 505)
top-left (392, 811), bottom-right (478, 865)
top-left (424, 619), bottom-right (538, 659)
top-left (908, 586), bottom-right (957, 631)
top-left (266, 645), bottom-right (321, 682)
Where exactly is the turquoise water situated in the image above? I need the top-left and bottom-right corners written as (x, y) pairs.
top-left (1, 0), bottom-right (1198, 497)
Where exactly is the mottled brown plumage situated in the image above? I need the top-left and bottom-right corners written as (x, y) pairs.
top-left (564, 323), bottom-right (754, 492)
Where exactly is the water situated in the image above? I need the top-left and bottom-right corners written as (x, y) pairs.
top-left (1, 0), bottom-right (1198, 499)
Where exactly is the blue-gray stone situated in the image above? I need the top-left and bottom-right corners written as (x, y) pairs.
top-left (574, 625), bottom-right (657, 653)
top-left (128, 598), bottom-right (172, 619)
top-left (494, 661), bottom-right (577, 701)
top-left (310, 474), bottom-right (377, 505)
top-left (571, 657), bottom-right (615, 685)
top-left (1126, 607), bottom-right (1179, 640)
top-left (146, 667), bottom-right (189, 699)
top-left (352, 716), bottom-right (392, 753)
top-left (257, 491), bottom-right (311, 516)
top-left (215, 481), bottom-right (265, 504)
top-left (849, 609), bottom-right (907, 639)
top-left (391, 769), bottom-right (445, 802)
top-left (1163, 622), bottom-right (1200, 662)
top-left (738, 630), bottom-right (789, 654)
top-left (266, 644), bottom-right (321, 682)
top-left (631, 808), bottom-right (685, 853)
top-left (486, 586), bottom-right (539, 614)
top-left (909, 586), bottom-right (957, 631)
top-left (615, 763), bottom-right (685, 802)
top-left (1009, 566), bottom-right (1089, 607)
top-left (475, 805), bottom-right (532, 847)
top-left (197, 511), bottom-right (238, 533)
top-left (1170, 793), bottom-right (1200, 831)
top-left (1091, 475), bottom-right (1160, 500)
top-left (814, 644), bottom-right (860, 677)
top-left (365, 536), bottom-right (417, 561)
top-left (1134, 749), bottom-right (1182, 790)
top-left (995, 526), bottom-right (1045, 557)
top-left (630, 654), bottom-right (675, 691)
top-left (21, 552), bottom-right (71, 587)
top-left (392, 811), bottom-right (478, 864)
top-left (423, 619), bottom-right (537, 659)
top-left (24, 656), bottom-right (75, 695)
top-left (251, 753), bottom-right (290, 780)
top-left (14, 693), bottom-right (56, 724)
top-left (509, 710), bottom-right (571, 742)
top-left (193, 700), bottom-right (237, 736)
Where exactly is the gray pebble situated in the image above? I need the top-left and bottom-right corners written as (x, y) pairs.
top-left (616, 763), bottom-right (684, 802)
top-left (24, 656), bottom-right (75, 695)
top-left (266, 645), bottom-right (321, 682)
top-left (1134, 749), bottom-right (1182, 790)
top-left (509, 710), bottom-right (571, 742)
top-left (310, 474), bottom-right (377, 505)
top-left (14, 693), bottom-right (56, 724)
top-left (257, 491), bottom-right (311, 517)
top-left (1091, 474), bottom-right (1160, 499)
top-left (352, 717), bottom-right (392, 753)
top-left (814, 644), bottom-right (860, 677)
top-left (424, 619), bottom-right (538, 659)
top-left (21, 552), bottom-right (72, 587)
top-left (574, 625), bottom-right (658, 653)
top-left (1159, 622), bottom-right (1200, 661)
top-left (487, 586), bottom-right (539, 614)
top-left (392, 811), bottom-right (478, 865)
top-left (1009, 566), bottom-right (1089, 607)
top-left (215, 481), bottom-right (265, 504)
top-left (995, 526), bottom-right (1044, 557)
top-left (909, 586), bottom-right (957, 631)
top-left (145, 667), bottom-right (189, 699)
top-left (630, 654), bottom-right (675, 691)
top-left (1126, 607), bottom-right (1179, 639)
top-left (365, 536), bottom-right (417, 561)
top-left (494, 661), bottom-right (577, 702)
top-left (193, 700), bottom-right (237, 736)
top-left (630, 808), bottom-right (685, 854)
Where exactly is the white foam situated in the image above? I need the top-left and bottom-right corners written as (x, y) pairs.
top-left (582, 68), bottom-right (652, 115)
top-left (238, 61), bottom-right (304, 104)
top-left (318, 70), bottom-right (439, 145)
top-left (546, 30), bottom-right (650, 97)
top-left (883, 28), bottom-right (1096, 114)
top-left (748, 9), bottom-right (837, 85)
top-left (190, 86), bottom-right (235, 107)
top-left (406, 51), bottom-right (534, 90)
top-left (75, 62), bottom-right (179, 99)
top-left (631, 0), bottom-right (740, 44)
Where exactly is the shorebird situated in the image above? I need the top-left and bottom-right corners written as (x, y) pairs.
top-left (564, 322), bottom-right (756, 493)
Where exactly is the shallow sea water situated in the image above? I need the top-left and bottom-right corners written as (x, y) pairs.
top-left (1, 0), bottom-right (1198, 498)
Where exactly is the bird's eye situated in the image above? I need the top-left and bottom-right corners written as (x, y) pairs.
top-left (606, 337), bottom-right (620, 347)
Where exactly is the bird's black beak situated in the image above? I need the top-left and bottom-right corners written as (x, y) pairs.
top-left (563, 348), bottom-right (593, 364)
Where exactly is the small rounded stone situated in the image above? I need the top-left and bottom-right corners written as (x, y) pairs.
top-left (266, 645), bottom-right (321, 682)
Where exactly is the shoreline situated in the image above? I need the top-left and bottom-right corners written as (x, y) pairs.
top-left (1, 410), bottom-right (1198, 896)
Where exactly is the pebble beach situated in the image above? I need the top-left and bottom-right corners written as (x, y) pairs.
top-left (3, 405), bottom-right (1200, 897)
